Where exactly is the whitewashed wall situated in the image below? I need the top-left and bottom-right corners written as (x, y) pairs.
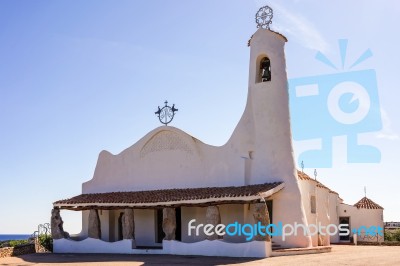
top-left (316, 187), bottom-right (331, 246)
top-left (54, 238), bottom-right (271, 257)
top-left (338, 203), bottom-right (383, 242)
top-left (79, 28), bottom-right (311, 249)
top-left (328, 193), bottom-right (340, 243)
top-left (134, 209), bottom-right (160, 247)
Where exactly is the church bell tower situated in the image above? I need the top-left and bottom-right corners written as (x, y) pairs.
top-left (230, 5), bottom-right (312, 248)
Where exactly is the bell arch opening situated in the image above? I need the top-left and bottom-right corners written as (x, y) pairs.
top-left (256, 56), bottom-right (271, 83)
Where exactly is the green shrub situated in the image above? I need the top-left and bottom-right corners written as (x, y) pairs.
top-left (385, 229), bottom-right (400, 242)
top-left (38, 234), bottom-right (53, 252)
top-left (8, 240), bottom-right (29, 247)
top-left (385, 230), bottom-right (393, 241)
top-left (393, 230), bottom-right (400, 242)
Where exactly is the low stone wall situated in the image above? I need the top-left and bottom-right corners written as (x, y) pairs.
top-left (34, 239), bottom-right (51, 253)
top-left (0, 244), bottom-right (35, 258)
top-left (357, 241), bottom-right (400, 246)
top-left (0, 247), bottom-right (13, 258)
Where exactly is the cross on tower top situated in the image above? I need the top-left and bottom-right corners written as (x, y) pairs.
top-left (255, 5), bottom-right (273, 29)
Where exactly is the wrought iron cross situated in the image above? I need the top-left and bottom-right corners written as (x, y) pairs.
top-left (155, 100), bottom-right (178, 126)
top-left (255, 5), bottom-right (273, 29)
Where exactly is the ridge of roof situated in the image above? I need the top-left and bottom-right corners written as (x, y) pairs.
top-left (296, 170), bottom-right (341, 197)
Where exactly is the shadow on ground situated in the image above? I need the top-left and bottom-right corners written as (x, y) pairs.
top-left (11, 253), bottom-right (264, 265)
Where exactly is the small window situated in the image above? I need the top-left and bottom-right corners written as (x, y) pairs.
top-left (310, 196), bottom-right (316, 214)
top-left (260, 57), bottom-right (271, 82)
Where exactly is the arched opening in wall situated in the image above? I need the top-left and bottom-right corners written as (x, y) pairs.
top-left (256, 56), bottom-right (271, 83)
top-left (59, 210), bottom-right (83, 240)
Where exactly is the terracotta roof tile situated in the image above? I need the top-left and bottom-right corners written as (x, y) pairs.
top-left (297, 170), bottom-right (312, 181)
top-left (54, 182), bottom-right (283, 209)
top-left (297, 170), bottom-right (340, 196)
top-left (354, 197), bottom-right (383, 210)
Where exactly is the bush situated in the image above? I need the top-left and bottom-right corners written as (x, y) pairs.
top-left (385, 231), bottom-right (394, 241)
top-left (8, 240), bottom-right (30, 247)
top-left (385, 229), bottom-right (400, 242)
top-left (38, 234), bottom-right (53, 252)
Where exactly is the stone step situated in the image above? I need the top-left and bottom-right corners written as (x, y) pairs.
top-left (272, 242), bottom-right (281, 250)
top-left (271, 246), bottom-right (332, 257)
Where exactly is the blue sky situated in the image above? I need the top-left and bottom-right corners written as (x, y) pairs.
top-left (0, 1), bottom-right (399, 234)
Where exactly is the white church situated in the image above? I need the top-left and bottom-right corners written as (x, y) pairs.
top-left (51, 6), bottom-right (384, 257)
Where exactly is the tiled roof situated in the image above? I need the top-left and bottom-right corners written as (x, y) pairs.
top-left (297, 170), bottom-right (340, 196)
top-left (354, 197), bottom-right (383, 210)
top-left (297, 170), bottom-right (312, 181)
top-left (54, 182), bottom-right (284, 210)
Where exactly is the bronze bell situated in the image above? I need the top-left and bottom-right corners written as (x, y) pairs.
top-left (261, 58), bottom-right (271, 82)
top-left (262, 69), bottom-right (271, 82)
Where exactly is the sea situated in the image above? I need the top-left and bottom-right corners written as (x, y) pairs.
top-left (0, 234), bottom-right (31, 241)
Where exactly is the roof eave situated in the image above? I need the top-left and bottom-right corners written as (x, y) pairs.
top-left (53, 183), bottom-right (285, 210)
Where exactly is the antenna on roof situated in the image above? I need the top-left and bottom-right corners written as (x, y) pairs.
top-left (301, 161), bottom-right (304, 173)
top-left (364, 186), bottom-right (367, 197)
top-left (314, 169), bottom-right (317, 181)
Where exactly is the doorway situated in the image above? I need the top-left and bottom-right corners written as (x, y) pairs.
top-left (339, 216), bottom-right (350, 241)
top-left (117, 212), bottom-right (124, 241)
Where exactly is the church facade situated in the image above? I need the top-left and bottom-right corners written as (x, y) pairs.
top-left (51, 6), bottom-right (384, 257)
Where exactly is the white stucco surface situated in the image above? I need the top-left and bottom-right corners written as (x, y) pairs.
top-left (338, 203), bottom-right (384, 242)
top-left (230, 28), bottom-right (311, 248)
top-left (134, 209), bottom-right (160, 247)
top-left (53, 238), bottom-right (271, 257)
top-left (298, 176), bottom-right (383, 245)
top-left (53, 26), bottom-right (386, 256)
top-left (328, 192), bottom-right (340, 243)
top-left (53, 238), bottom-right (163, 254)
top-left (163, 239), bottom-right (272, 258)
top-left (77, 28), bottom-right (311, 249)
top-left (299, 179), bottom-right (317, 246)
top-left (82, 127), bottom-right (246, 193)
top-left (316, 187), bottom-right (331, 246)
top-left (299, 177), bottom-right (342, 246)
